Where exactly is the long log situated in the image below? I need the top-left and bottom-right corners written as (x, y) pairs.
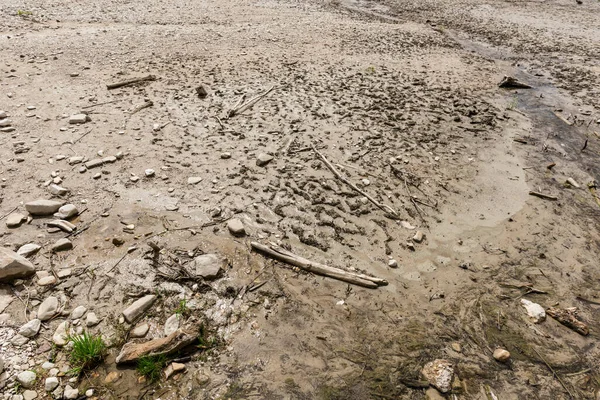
top-left (251, 242), bottom-right (387, 289)
top-left (547, 307), bottom-right (589, 336)
top-left (106, 75), bottom-right (156, 90)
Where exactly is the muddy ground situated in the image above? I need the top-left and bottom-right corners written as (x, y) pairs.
top-left (1, 0), bottom-right (600, 398)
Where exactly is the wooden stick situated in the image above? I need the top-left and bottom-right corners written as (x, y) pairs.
top-left (529, 191), bottom-right (557, 201)
top-left (312, 144), bottom-right (399, 219)
top-left (107, 75), bottom-right (156, 90)
top-left (228, 86), bottom-right (274, 118)
top-left (81, 99), bottom-right (123, 109)
top-left (130, 100), bottom-right (153, 115)
top-left (251, 242), bottom-right (387, 289)
top-left (0, 206), bottom-right (19, 221)
top-left (532, 347), bottom-right (575, 399)
top-left (72, 128), bottom-right (93, 144)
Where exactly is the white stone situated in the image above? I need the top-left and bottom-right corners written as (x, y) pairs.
top-left (130, 322), bottom-right (149, 338)
top-left (187, 176), bottom-right (202, 185)
top-left (69, 114), bottom-right (88, 124)
top-left (164, 314), bottom-right (180, 336)
top-left (19, 319), bottom-right (41, 338)
top-left (86, 312), bottom-right (99, 327)
top-left (122, 295), bottom-right (156, 323)
top-left (0, 247), bottom-right (35, 282)
top-left (16, 371), bottom-right (37, 388)
top-left (25, 199), bottom-right (63, 216)
top-left (52, 321), bottom-right (70, 346)
top-left (144, 169), bottom-right (155, 177)
top-left (388, 259), bottom-right (398, 268)
top-left (71, 306), bottom-right (87, 319)
top-left (22, 390), bottom-right (37, 400)
top-left (54, 204), bottom-right (78, 220)
top-left (17, 244), bottom-right (41, 258)
top-left (52, 238), bottom-right (73, 252)
top-left (45, 377), bottom-right (59, 391)
top-left (227, 219), bottom-right (245, 236)
top-left (85, 389), bottom-right (94, 397)
top-left (38, 276), bottom-right (57, 286)
top-left (63, 385), bottom-right (78, 399)
top-left (48, 184), bottom-right (68, 196)
top-left (521, 299), bottom-right (546, 323)
top-left (38, 296), bottom-right (60, 321)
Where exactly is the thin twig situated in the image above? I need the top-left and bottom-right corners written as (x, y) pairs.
top-left (228, 86), bottom-right (274, 118)
top-left (72, 128), bottom-right (93, 145)
top-left (81, 99), bottom-right (123, 109)
top-left (312, 143), bottom-right (399, 219)
top-left (532, 347), bottom-right (575, 399)
top-left (105, 252), bottom-right (129, 274)
top-left (0, 206), bottom-right (19, 221)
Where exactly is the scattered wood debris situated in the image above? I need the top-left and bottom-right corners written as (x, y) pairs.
top-left (499, 76), bottom-right (532, 89)
top-left (546, 307), bottom-right (589, 336)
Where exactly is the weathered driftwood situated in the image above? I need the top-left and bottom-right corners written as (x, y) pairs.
top-left (547, 307), bottom-right (589, 336)
top-left (251, 242), bottom-right (387, 289)
top-left (228, 86), bottom-right (274, 118)
top-left (529, 191), bottom-right (557, 201)
top-left (116, 327), bottom-right (199, 364)
top-left (130, 100), bottom-right (153, 115)
top-left (312, 144), bottom-right (399, 219)
top-left (499, 76), bottom-right (531, 89)
top-left (106, 75), bottom-right (156, 90)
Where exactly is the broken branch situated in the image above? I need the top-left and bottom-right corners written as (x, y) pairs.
top-left (107, 75), bottom-right (156, 90)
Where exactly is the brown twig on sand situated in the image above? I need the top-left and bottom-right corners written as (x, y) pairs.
top-left (532, 347), bottom-right (575, 399)
top-left (251, 242), bottom-right (387, 289)
top-left (227, 86), bottom-right (274, 118)
top-left (106, 75), bottom-right (156, 90)
top-left (130, 100), bottom-right (153, 115)
top-left (0, 206), bottom-right (19, 221)
top-left (311, 143), bottom-right (399, 219)
top-left (81, 99), bottom-right (123, 109)
top-left (529, 191), bottom-right (557, 201)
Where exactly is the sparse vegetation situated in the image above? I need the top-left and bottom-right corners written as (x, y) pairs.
top-left (174, 298), bottom-right (190, 317)
top-left (17, 10), bottom-right (33, 17)
top-left (68, 332), bottom-right (106, 375)
top-left (136, 355), bottom-right (167, 382)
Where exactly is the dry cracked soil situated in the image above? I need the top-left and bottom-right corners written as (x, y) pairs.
top-left (1, 0), bottom-right (600, 399)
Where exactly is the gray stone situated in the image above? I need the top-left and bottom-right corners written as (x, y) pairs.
top-left (0, 247), bottom-right (35, 282)
top-left (413, 230), bottom-right (425, 243)
top-left (54, 204), bottom-right (78, 220)
top-left (388, 259), bottom-right (398, 268)
top-left (86, 312), bottom-right (99, 327)
top-left (192, 254), bottom-right (223, 280)
top-left (52, 321), bottom-right (69, 346)
top-left (122, 295), bottom-right (157, 323)
top-left (421, 359), bottom-right (453, 393)
top-left (6, 213), bottom-right (26, 228)
top-left (68, 156), bottom-right (84, 165)
top-left (71, 306), bottom-right (87, 319)
top-left (38, 276), bottom-right (57, 286)
top-left (164, 314), bottom-right (180, 336)
top-left (227, 219), bottom-right (245, 236)
top-left (84, 159), bottom-right (103, 169)
top-left (69, 114), bottom-right (88, 124)
top-left (22, 390), bottom-right (37, 400)
top-left (52, 386), bottom-right (63, 399)
top-left (52, 238), bottom-right (73, 252)
top-left (19, 319), bottom-right (41, 338)
top-left (144, 169), bottom-right (155, 177)
top-left (187, 176), bottom-right (202, 185)
top-left (0, 118), bottom-right (12, 127)
top-left (103, 156), bottom-right (117, 163)
top-left (25, 200), bottom-right (63, 216)
top-left (48, 184), bottom-right (69, 196)
top-left (38, 296), bottom-right (59, 321)
top-left (17, 243), bottom-right (41, 258)
top-left (16, 371), bottom-right (37, 388)
top-left (130, 322), bottom-right (149, 338)
top-left (0, 356), bottom-right (4, 374)
top-left (45, 377), bottom-right (59, 392)
top-left (11, 333), bottom-right (29, 346)
top-left (256, 153), bottom-right (274, 167)
top-left (63, 385), bottom-right (78, 399)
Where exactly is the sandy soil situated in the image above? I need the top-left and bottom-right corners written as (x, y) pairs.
top-left (1, 0), bottom-right (600, 398)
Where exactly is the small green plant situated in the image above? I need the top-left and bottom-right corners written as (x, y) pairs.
top-left (174, 298), bottom-right (190, 317)
top-left (68, 331), bottom-right (106, 375)
top-left (17, 10), bottom-right (33, 17)
top-left (197, 323), bottom-right (219, 350)
top-left (137, 355), bottom-right (167, 382)
top-left (365, 66), bottom-right (376, 74)
top-left (507, 96), bottom-right (518, 110)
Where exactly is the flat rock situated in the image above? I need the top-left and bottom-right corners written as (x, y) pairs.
top-left (164, 362), bottom-right (185, 379)
top-left (38, 296), bottom-right (59, 321)
top-left (52, 238), bottom-right (73, 252)
top-left (54, 204), bottom-right (78, 219)
top-left (421, 359), bottom-right (454, 393)
top-left (25, 200), bottom-right (63, 216)
top-left (23, 390), bottom-right (37, 400)
top-left (17, 243), bottom-right (41, 258)
top-left (191, 254), bottom-right (223, 280)
top-left (425, 388), bottom-right (445, 400)
top-left (6, 213), bottom-right (27, 228)
top-left (69, 114), bottom-right (88, 124)
top-left (48, 184), bottom-right (69, 196)
top-left (0, 247), bottom-right (35, 282)
top-left (19, 319), bottom-right (41, 338)
top-left (164, 314), bottom-right (180, 336)
top-left (85, 159), bottom-right (103, 169)
top-left (63, 385), bottom-right (79, 399)
top-left (227, 218), bottom-right (245, 236)
top-left (71, 306), bottom-right (87, 319)
top-left (122, 294), bottom-right (156, 323)
top-left (45, 377), bottom-right (59, 391)
top-left (187, 176), bottom-right (202, 185)
top-left (86, 312), bottom-right (99, 327)
top-left (131, 322), bottom-right (150, 338)
top-left (68, 156), bottom-right (84, 165)
top-left (52, 321), bottom-right (70, 346)
top-left (521, 299), bottom-right (546, 323)
top-left (256, 153), bottom-right (274, 167)
top-left (38, 276), bottom-right (57, 286)
top-left (17, 371), bottom-right (37, 388)
top-left (11, 333), bottom-right (29, 346)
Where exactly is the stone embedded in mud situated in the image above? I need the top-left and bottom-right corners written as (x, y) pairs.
top-left (52, 238), bottom-right (73, 252)
top-left (256, 153), bottom-right (274, 167)
top-left (19, 319), bottom-right (42, 338)
top-left (227, 218), bottom-right (246, 236)
top-left (0, 247), bottom-right (35, 282)
top-left (192, 254), bottom-right (223, 280)
top-left (5, 212), bottom-right (27, 228)
top-left (86, 312), bottom-right (100, 327)
top-left (425, 388), bottom-right (445, 400)
top-left (413, 230), bottom-right (425, 243)
top-left (48, 184), bottom-right (69, 196)
top-left (71, 305), bottom-right (87, 319)
top-left (25, 199), bottom-right (63, 216)
top-left (122, 294), bottom-right (157, 323)
top-left (188, 176), bottom-right (202, 185)
top-left (164, 362), bottom-right (186, 379)
top-left (421, 359), bottom-right (454, 393)
top-left (521, 299), bottom-right (546, 323)
top-left (493, 348), bottom-right (511, 362)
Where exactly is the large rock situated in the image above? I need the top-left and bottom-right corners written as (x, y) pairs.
top-left (122, 295), bottom-right (156, 323)
top-left (25, 200), bottom-right (63, 216)
top-left (0, 247), bottom-right (35, 282)
top-left (19, 319), bottom-right (41, 338)
top-left (191, 254), bottom-right (223, 280)
top-left (521, 299), bottom-right (546, 323)
top-left (116, 328), bottom-right (198, 364)
top-left (421, 359), bottom-right (454, 393)
top-left (17, 371), bottom-right (37, 388)
top-left (38, 296), bottom-right (59, 321)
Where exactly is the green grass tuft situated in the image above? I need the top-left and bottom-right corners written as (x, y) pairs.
top-left (136, 355), bottom-right (167, 382)
top-left (68, 331), bottom-right (106, 375)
